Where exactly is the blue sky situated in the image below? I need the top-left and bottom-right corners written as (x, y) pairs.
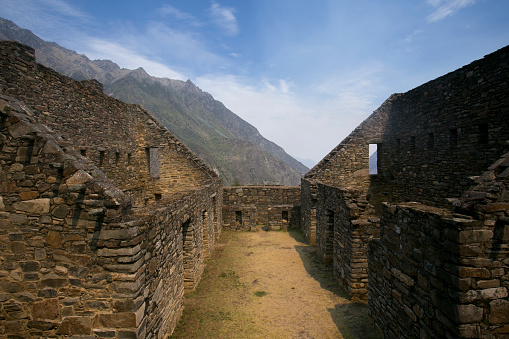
top-left (2, 0), bottom-right (509, 166)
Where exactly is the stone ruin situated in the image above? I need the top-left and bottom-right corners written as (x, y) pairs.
top-left (302, 45), bottom-right (509, 337)
top-left (0, 39), bottom-right (508, 338)
top-left (0, 41), bottom-right (222, 338)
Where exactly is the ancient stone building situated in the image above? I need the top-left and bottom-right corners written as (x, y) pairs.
top-left (0, 41), bottom-right (222, 338)
top-left (303, 45), bottom-right (509, 337)
top-left (222, 186), bottom-right (300, 230)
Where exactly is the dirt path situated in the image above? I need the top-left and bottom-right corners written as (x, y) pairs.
top-left (171, 229), bottom-right (376, 339)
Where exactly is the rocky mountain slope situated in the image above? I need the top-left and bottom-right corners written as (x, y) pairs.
top-left (0, 17), bottom-right (307, 185)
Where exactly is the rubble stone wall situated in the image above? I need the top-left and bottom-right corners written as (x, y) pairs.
top-left (0, 41), bottom-right (215, 207)
top-left (0, 41), bottom-right (223, 338)
top-left (222, 186), bottom-right (300, 230)
top-left (0, 89), bottom-right (222, 338)
top-left (369, 199), bottom-right (508, 338)
top-left (300, 98), bottom-right (392, 244)
top-left (377, 45), bottom-right (509, 208)
top-left (316, 183), bottom-right (379, 301)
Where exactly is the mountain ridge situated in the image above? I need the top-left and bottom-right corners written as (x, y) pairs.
top-left (0, 17), bottom-right (308, 185)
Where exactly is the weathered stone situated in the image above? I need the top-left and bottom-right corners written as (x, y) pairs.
top-left (16, 291), bottom-right (35, 302)
top-left (27, 320), bottom-right (57, 331)
top-left (51, 204), bottom-right (70, 218)
top-left (95, 312), bottom-right (137, 328)
top-left (33, 298), bottom-right (59, 320)
top-left (20, 260), bottom-right (40, 272)
top-left (40, 273), bottom-right (67, 288)
top-left (46, 231), bottom-right (62, 248)
top-left (56, 316), bottom-right (92, 335)
top-left (38, 288), bottom-right (57, 298)
top-left (13, 198), bottom-right (50, 214)
top-left (455, 304), bottom-right (484, 324)
top-left (0, 281), bottom-right (23, 293)
top-left (490, 299), bottom-right (509, 324)
top-left (10, 241), bottom-right (25, 254)
top-left (66, 169), bottom-right (93, 186)
top-left (19, 191), bottom-right (39, 200)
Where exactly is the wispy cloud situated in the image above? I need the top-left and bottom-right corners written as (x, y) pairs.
top-left (209, 2), bottom-right (239, 36)
top-left (404, 29), bottom-right (424, 43)
top-left (84, 38), bottom-right (186, 80)
top-left (426, 0), bottom-right (478, 22)
top-left (2, 0), bottom-right (92, 39)
top-left (195, 65), bottom-right (385, 163)
top-left (158, 4), bottom-right (201, 27)
top-left (40, 0), bottom-right (91, 20)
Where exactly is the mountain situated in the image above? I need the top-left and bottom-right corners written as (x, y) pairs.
top-left (0, 18), bottom-right (308, 185)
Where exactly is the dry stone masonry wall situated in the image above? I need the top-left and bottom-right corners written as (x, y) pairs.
top-left (316, 184), bottom-right (379, 301)
top-left (222, 186), bottom-right (300, 230)
top-left (0, 41), bottom-right (216, 208)
top-left (0, 41), bottom-right (223, 338)
top-left (302, 45), bottom-right (509, 337)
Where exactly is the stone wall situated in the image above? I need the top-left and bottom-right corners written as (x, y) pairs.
top-left (300, 97), bottom-right (392, 244)
top-left (222, 186), bottom-right (300, 230)
top-left (377, 45), bottom-right (509, 208)
top-left (0, 86), bottom-right (222, 339)
top-left (369, 199), bottom-right (508, 338)
top-left (0, 41), bottom-right (223, 338)
top-left (0, 41), bottom-right (216, 208)
top-left (316, 184), bottom-right (379, 302)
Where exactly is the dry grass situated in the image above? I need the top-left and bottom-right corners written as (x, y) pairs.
top-left (170, 229), bottom-right (377, 339)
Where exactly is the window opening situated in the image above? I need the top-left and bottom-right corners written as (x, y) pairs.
top-left (146, 147), bottom-right (160, 178)
top-left (324, 210), bottom-right (335, 263)
top-left (202, 211), bottom-right (210, 258)
top-left (410, 136), bottom-right (416, 149)
top-left (369, 144), bottom-right (378, 175)
top-left (154, 193), bottom-right (162, 201)
top-left (428, 133), bottom-right (434, 148)
top-left (127, 153), bottom-right (132, 166)
top-left (115, 152), bottom-right (120, 166)
top-left (80, 149), bottom-right (87, 156)
top-left (282, 211), bottom-right (289, 222)
top-left (235, 211), bottom-right (242, 225)
top-left (99, 151), bottom-right (105, 166)
top-left (478, 124), bottom-right (489, 144)
top-left (450, 128), bottom-right (458, 148)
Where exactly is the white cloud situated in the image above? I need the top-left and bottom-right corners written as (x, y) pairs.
top-left (195, 70), bottom-right (383, 163)
top-left (404, 29), bottom-right (424, 43)
top-left (426, 0), bottom-right (478, 22)
top-left (84, 38), bottom-right (186, 80)
top-left (40, 0), bottom-right (91, 20)
top-left (158, 4), bottom-right (201, 27)
top-left (209, 2), bottom-right (239, 36)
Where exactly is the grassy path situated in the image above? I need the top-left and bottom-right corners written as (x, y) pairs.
top-left (171, 229), bottom-right (376, 338)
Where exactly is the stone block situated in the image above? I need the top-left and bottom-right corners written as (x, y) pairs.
top-left (455, 304), bottom-right (484, 324)
top-left (66, 170), bottom-right (93, 186)
top-left (20, 260), bottom-right (40, 272)
top-left (490, 299), bottom-right (509, 324)
top-left (52, 204), bottom-right (70, 218)
top-left (0, 280), bottom-right (23, 293)
top-left (33, 298), bottom-right (60, 320)
top-left (19, 191), bottom-right (39, 200)
top-left (46, 231), bottom-right (62, 248)
top-left (95, 312), bottom-right (137, 328)
top-left (27, 320), bottom-right (57, 331)
top-left (13, 198), bottom-right (50, 214)
top-left (56, 316), bottom-right (92, 335)
top-left (41, 273), bottom-right (67, 288)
